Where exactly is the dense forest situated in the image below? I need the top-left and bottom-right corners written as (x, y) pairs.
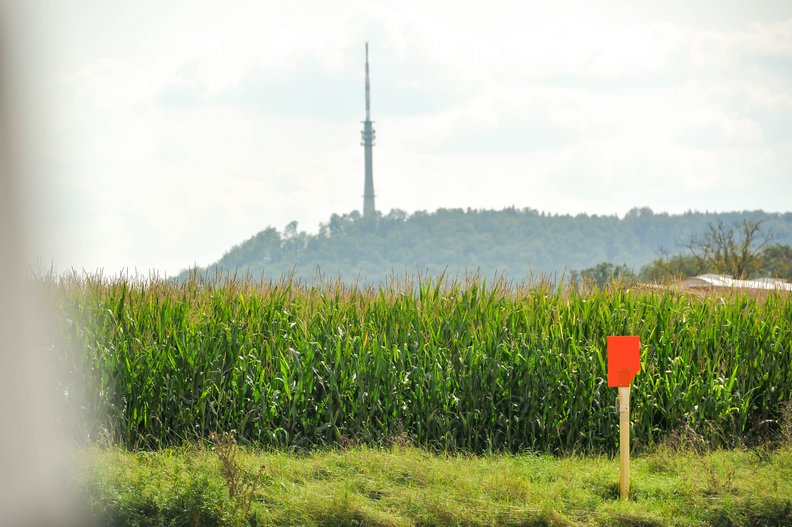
top-left (180, 207), bottom-right (792, 284)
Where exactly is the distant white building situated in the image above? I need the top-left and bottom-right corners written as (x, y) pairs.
top-left (682, 274), bottom-right (792, 291)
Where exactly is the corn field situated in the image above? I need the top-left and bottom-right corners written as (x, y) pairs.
top-left (52, 274), bottom-right (792, 454)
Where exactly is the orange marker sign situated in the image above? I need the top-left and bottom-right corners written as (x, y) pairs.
top-left (607, 336), bottom-right (640, 387)
top-left (608, 335), bottom-right (640, 501)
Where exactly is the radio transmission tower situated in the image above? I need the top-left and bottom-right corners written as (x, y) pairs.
top-left (361, 42), bottom-right (376, 217)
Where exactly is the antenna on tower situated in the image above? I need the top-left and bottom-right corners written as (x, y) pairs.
top-left (365, 42), bottom-right (371, 121)
top-left (361, 42), bottom-right (376, 218)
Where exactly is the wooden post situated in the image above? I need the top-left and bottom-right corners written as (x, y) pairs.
top-left (618, 386), bottom-right (631, 500)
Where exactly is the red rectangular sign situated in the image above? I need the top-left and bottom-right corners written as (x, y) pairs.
top-left (607, 336), bottom-right (640, 387)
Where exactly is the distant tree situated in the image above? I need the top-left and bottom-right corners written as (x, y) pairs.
top-left (218, 227), bottom-right (281, 268)
top-left (761, 244), bottom-right (792, 280)
top-left (384, 208), bottom-right (408, 223)
top-left (578, 262), bottom-right (635, 288)
top-left (625, 206), bottom-right (654, 219)
top-left (683, 219), bottom-right (776, 279)
top-left (284, 221), bottom-right (299, 239)
top-left (639, 253), bottom-right (706, 282)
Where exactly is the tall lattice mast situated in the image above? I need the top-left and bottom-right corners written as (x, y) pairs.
top-left (361, 42), bottom-right (376, 217)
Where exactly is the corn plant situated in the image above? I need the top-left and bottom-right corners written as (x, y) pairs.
top-left (51, 273), bottom-right (792, 454)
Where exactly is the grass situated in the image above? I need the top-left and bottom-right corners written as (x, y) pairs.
top-left (76, 443), bottom-right (792, 526)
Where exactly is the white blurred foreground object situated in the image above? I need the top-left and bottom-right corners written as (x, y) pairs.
top-left (0, 2), bottom-right (81, 524)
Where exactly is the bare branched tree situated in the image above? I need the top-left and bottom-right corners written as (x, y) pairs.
top-left (683, 219), bottom-right (777, 279)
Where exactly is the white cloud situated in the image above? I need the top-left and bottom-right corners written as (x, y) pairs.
top-left (16, 0), bottom-right (792, 275)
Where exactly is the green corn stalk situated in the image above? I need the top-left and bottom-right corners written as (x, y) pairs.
top-left (49, 272), bottom-right (792, 454)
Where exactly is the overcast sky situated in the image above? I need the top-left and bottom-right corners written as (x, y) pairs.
top-left (7, 1), bottom-right (792, 276)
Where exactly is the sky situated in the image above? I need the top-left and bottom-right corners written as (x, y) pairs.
top-left (6, 0), bottom-right (792, 276)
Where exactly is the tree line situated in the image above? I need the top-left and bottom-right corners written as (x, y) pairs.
top-left (579, 218), bottom-right (792, 286)
top-left (180, 207), bottom-right (792, 285)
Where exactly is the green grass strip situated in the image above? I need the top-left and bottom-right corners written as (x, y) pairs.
top-left (76, 445), bottom-right (792, 527)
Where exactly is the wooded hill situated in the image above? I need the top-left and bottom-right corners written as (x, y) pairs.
top-left (180, 207), bottom-right (792, 284)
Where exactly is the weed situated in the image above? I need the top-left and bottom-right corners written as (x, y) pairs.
top-left (209, 431), bottom-right (265, 522)
top-left (702, 460), bottom-right (736, 497)
top-left (781, 399), bottom-right (792, 446)
top-left (663, 424), bottom-right (707, 454)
